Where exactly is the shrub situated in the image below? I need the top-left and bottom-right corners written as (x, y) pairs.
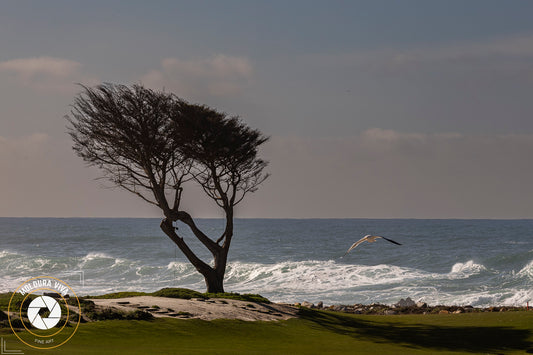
top-left (86, 291), bottom-right (148, 299)
top-left (5, 318), bottom-right (24, 328)
top-left (205, 292), bottom-right (271, 304)
top-left (152, 288), bottom-right (205, 300)
top-left (125, 310), bottom-right (154, 321)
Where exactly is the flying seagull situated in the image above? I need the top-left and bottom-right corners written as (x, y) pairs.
top-left (343, 235), bottom-right (402, 257)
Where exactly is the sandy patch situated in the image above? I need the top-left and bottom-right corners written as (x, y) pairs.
top-left (87, 296), bottom-right (299, 321)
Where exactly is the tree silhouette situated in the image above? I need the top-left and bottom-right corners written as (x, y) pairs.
top-left (67, 83), bottom-right (269, 293)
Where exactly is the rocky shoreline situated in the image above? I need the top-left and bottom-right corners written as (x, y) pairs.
top-left (294, 297), bottom-right (529, 315)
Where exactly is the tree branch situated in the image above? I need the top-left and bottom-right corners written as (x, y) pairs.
top-left (172, 211), bottom-right (221, 256)
top-left (160, 218), bottom-right (212, 272)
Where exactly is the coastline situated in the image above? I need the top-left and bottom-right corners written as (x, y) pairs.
top-left (2, 290), bottom-right (528, 324)
top-left (87, 295), bottom-right (530, 320)
top-left (1, 292), bottom-right (532, 354)
top-left (296, 298), bottom-right (530, 315)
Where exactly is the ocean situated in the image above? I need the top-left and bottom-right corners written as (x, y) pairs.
top-left (0, 218), bottom-right (531, 307)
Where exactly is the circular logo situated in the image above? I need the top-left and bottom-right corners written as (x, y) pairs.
top-left (8, 276), bottom-right (81, 350)
top-left (27, 295), bottom-right (62, 330)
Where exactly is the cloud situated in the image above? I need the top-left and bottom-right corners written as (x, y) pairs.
top-left (315, 34), bottom-right (533, 74)
top-left (3, 130), bottom-right (532, 218)
top-left (247, 129), bottom-right (533, 218)
top-left (388, 34), bottom-right (533, 70)
top-left (142, 54), bottom-right (253, 98)
top-left (0, 57), bottom-right (81, 77)
top-left (361, 128), bottom-right (429, 143)
top-left (0, 56), bottom-right (98, 93)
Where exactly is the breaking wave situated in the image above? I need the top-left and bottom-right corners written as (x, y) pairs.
top-left (1, 249), bottom-right (530, 307)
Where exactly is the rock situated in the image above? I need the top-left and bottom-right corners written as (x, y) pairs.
top-left (301, 301), bottom-right (314, 308)
top-left (191, 298), bottom-right (205, 302)
top-left (453, 309), bottom-right (463, 314)
top-left (331, 305), bottom-right (346, 312)
top-left (395, 297), bottom-right (416, 308)
top-left (0, 310), bottom-right (7, 321)
top-left (439, 310), bottom-right (450, 314)
top-left (384, 310), bottom-right (397, 315)
top-left (464, 305), bottom-right (474, 312)
top-left (316, 301), bottom-right (323, 309)
top-left (416, 302), bottom-right (428, 308)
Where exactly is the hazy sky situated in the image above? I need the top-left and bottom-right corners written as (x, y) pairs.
top-left (2, 0), bottom-right (533, 218)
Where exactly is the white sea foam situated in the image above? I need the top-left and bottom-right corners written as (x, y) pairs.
top-left (517, 260), bottom-right (533, 279)
top-left (448, 260), bottom-right (487, 279)
top-left (446, 288), bottom-right (533, 308)
top-left (0, 250), bottom-right (16, 257)
top-left (82, 252), bottom-right (113, 260)
top-left (1, 248), bottom-right (531, 307)
top-left (224, 260), bottom-right (425, 291)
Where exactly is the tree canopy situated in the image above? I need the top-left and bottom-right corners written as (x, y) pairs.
top-left (67, 83), bottom-right (269, 292)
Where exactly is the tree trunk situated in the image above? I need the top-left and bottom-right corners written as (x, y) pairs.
top-left (160, 218), bottom-right (228, 293)
top-left (206, 247), bottom-right (229, 293)
top-left (203, 268), bottom-right (225, 293)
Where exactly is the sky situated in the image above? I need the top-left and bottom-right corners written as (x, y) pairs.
top-left (2, 0), bottom-right (533, 218)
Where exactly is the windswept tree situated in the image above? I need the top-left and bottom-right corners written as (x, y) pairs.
top-left (67, 83), bottom-right (269, 293)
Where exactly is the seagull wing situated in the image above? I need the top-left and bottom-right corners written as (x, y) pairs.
top-left (381, 236), bottom-right (402, 246)
top-left (342, 236), bottom-right (369, 256)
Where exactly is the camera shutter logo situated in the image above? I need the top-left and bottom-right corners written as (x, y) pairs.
top-left (27, 295), bottom-right (61, 330)
top-left (8, 276), bottom-right (81, 350)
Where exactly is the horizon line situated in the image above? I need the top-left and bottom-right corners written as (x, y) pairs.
top-left (1, 216), bottom-right (533, 221)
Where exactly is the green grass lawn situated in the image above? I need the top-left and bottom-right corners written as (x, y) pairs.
top-left (2, 309), bottom-right (532, 354)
